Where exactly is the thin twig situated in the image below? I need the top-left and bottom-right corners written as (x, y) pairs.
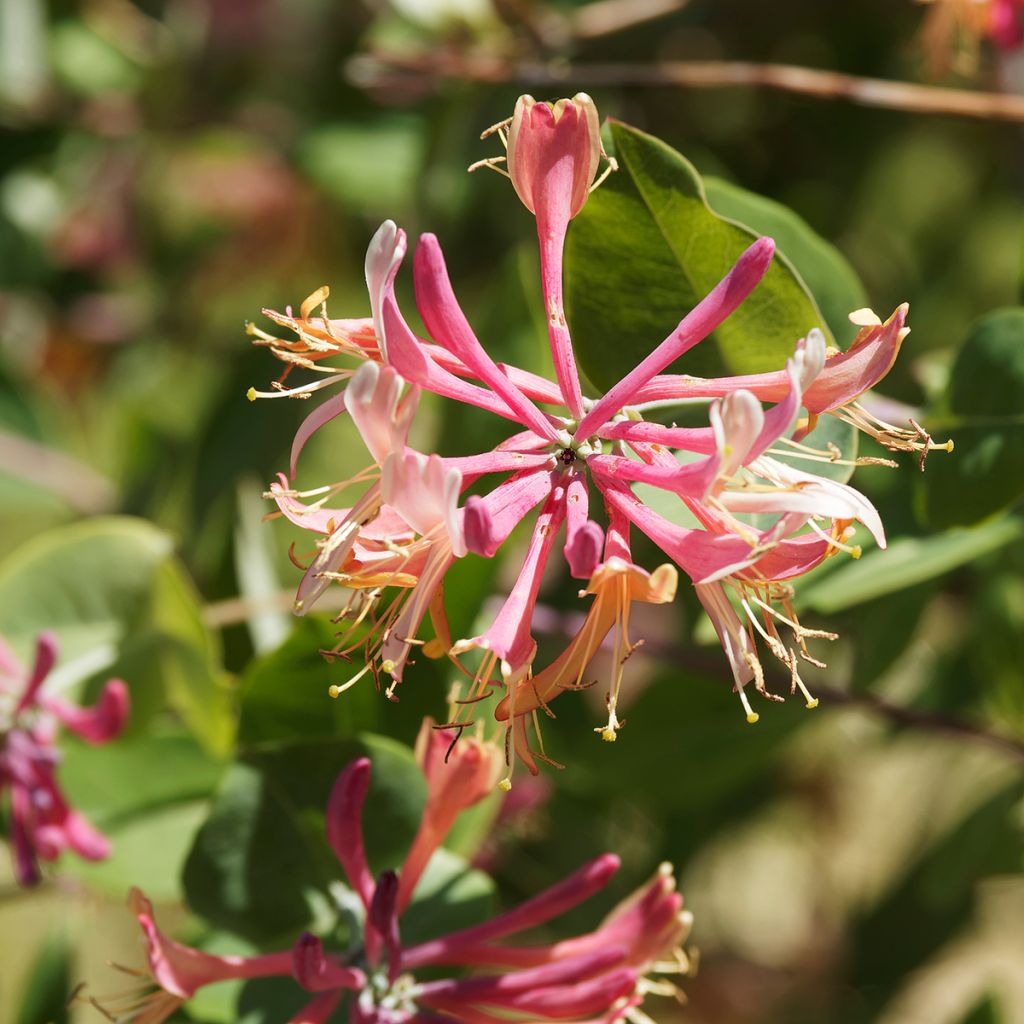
top-left (352, 52), bottom-right (1024, 124)
top-left (202, 589), bottom-right (1024, 763)
top-left (568, 0), bottom-right (691, 41)
top-left (636, 635), bottom-right (1024, 763)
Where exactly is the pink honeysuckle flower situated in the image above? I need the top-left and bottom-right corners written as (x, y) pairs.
top-left (0, 631), bottom-right (129, 886)
top-left (86, 887), bottom-right (298, 1024)
top-left (89, 742), bottom-right (691, 1023)
top-left (253, 94), bottom-right (932, 769)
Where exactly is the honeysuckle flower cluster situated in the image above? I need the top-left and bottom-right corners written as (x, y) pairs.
top-left (0, 631), bottom-right (129, 886)
top-left (89, 720), bottom-right (691, 1024)
top-left (251, 93), bottom-right (950, 780)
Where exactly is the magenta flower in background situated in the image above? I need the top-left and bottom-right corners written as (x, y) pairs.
top-left (251, 93), bottom-right (949, 779)
top-left (90, 722), bottom-right (690, 1024)
top-left (0, 631), bottom-right (129, 886)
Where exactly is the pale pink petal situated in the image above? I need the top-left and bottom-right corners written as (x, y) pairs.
top-left (289, 390), bottom-right (348, 479)
top-left (381, 451), bottom-right (465, 557)
top-left (365, 220), bottom-right (407, 355)
top-left (347, 360), bottom-right (419, 465)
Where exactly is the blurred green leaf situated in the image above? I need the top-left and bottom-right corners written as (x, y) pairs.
top-left (60, 732), bottom-right (223, 900)
top-left (919, 310), bottom-right (1024, 528)
top-left (183, 735), bottom-right (427, 942)
top-left (566, 119), bottom-right (830, 393)
top-left (300, 119), bottom-right (423, 217)
top-left (798, 517), bottom-right (1023, 613)
top-left (238, 618), bottom-right (381, 749)
top-left (14, 934), bottom-right (70, 1024)
top-left (0, 516), bottom-right (233, 753)
top-left (703, 176), bottom-right (868, 347)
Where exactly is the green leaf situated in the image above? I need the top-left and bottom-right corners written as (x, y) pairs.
top-left (238, 618), bottom-right (382, 749)
top-left (703, 176), bottom-right (868, 347)
top-left (14, 935), bottom-right (71, 1024)
top-left (183, 735), bottom-right (426, 942)
top-left (566, 119), bottom-right (830, 393)
top-left (0, 516), bottom-right (173, 665)
top-left (919, 309), bottom-right (1024, 528)
top-left (0, 517), bottom-right (233, 753)
top-left (59, 732), bottom-right (224, 901)
top-left (798, 516), bottom-right (1024, 614)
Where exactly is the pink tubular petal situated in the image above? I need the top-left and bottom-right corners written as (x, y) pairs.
top-left (325, 758), bottom-right (376, 909)
top-left (443, 451), bottom-right (553, 481)
top-left (289, 990), bottom-right (344, 1024)
top-left (402, 854), bottom-right (620, 970)
top-left (43, 679), bottom-right (129, 744)
top-left (597, 482), bottom-right (758, 583)
top-left (292, 933), bottom-right (365, 993)
top-left (575, 237), bottom-right (775, 439)
top-left (598, 419), bottom-right (716, 454)
top-left (416, 946), bottom-right (628, 1005)
top-left (368, 869), bottom-right (402, 978)
top-left (290, 391), bottom-right (348, 479)
top-left (463, 468), bottom-right (555, 559)
top-left (381, 297), bottom-right (538, 427)
top-left (347, 361), bottom-right (418, 465)
top-left (631, 306), bottom-right (907, 413)
top-left (10, 787), bottom-right (42, 886)
top-left (588, 451), bottom-right (721, 502)
top-left (564, 472), bottom-right (603, 579)
top-left (128, 887), bottom-right (294, 999)
top-left (415, 235), bottom-right (561, 442)
top-left (456, 967), bottom-right (638, 1019)
top-left (15, 631), bottom-right (58, 714)
top-left (464, 487), bottom-right (566, 674)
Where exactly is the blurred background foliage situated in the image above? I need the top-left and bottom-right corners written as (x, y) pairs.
top-left (1, 0), bottom-right (1023, 1022)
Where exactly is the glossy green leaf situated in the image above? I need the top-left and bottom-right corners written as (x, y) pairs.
top-left (183, 735), bottom-right (427, 942)
top-left (919, 309), bottom-right (1024, 528)
top-left (0, 516), bottom-right (173, 665)
top-left (59, 732), bottom-right (224, 900)
top-left (566, 119), bottom-right (830, 393)
top-left (703, 176), bottom-right (868, 348)
top-left (799, 516), bottom-right (1024, 614)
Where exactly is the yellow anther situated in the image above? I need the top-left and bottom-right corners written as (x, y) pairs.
top-left (498, 777), bottom-right (512, 792)
top-left (805, 697), bottom-right (819, 710)
top-left (746, 712), bottom-right (760, 724)
top-left (600, 727), bottom-right (617, 742)
top-left (246, 387), bottom-right (257, 402)
top-left (328, 685), bottom-right (341, 698)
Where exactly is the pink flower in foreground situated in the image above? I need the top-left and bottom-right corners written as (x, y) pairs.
top-left (0, 631), bottom-right (129, 886)
top-left (90, 740), bottom-right (690, 1023)
top-left (251, 94), bottom-right (948, 776)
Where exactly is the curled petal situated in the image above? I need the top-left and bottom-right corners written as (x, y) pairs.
top-left (325, 758), bottom-right (376, 908)
top-left (42, 679), bottom-right (129, 744)
top-left (382, 451), bottom-right (465, 557)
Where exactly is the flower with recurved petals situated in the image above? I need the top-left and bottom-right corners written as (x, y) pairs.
top-left (0, 631), bottom-right (129, 886)
top-left (89, 739), bottom-right (691, 1024)
top-left (252, 93), bottom-right (946, 774)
